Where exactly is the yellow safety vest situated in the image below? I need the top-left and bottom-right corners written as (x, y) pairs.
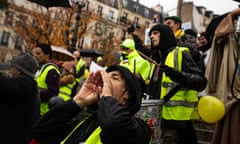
top-left (161, 47), bottom-right (199, 120)
top-left (58, 79), bottom-right (76, 101)
top-left (35, 63), bottom-right (61, 115)
top-left (83, 69), bottom-right (89, 79)
top-left (75, 59), bottom-right (86, 83)
top-left (61, 119), bottom-right (151, 144)
top-left (120, 50), bottom-right (152, 81)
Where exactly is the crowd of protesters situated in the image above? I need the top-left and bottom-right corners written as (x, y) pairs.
top-left (1, 7), bottom-right (240, 144)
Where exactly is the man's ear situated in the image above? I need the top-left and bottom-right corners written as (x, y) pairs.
top-left (176, 22), bottom-right (181, 29)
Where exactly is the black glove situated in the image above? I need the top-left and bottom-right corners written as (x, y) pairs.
top-left (127, 24), bottom-right (135, 33)
top-left (159, 65), bottom-right (186, 84)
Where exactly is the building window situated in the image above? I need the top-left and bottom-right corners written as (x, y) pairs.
top-left (1, 31), bottom-right (10, 46)
top-left (97, 5), bottom-right (103, 17)
top-left (120, 12), bottom-right (128, 23)
top-left (123, 12), bottom-right (128, 18)
top-left (17, 14), bottom-right (28, 24)
top-left (133, 4), bottom-right (139, 12)
top-left (109, 0), bottom-right (115, 7)
top-left (122, 0), bottom-right (128, 7)
top-left (109, 10), bottom-right (114, 22)
top-left (4, 11), bottom-right (14, 26)
top-left (109, 31), bottom-right (114, 39)
top-left (84, 1), bottom-right (89, 11)
top-left (145, 21), bottom-right (150, 28)
top-left (203, 18), bottom-right (207, 26)
top-left (95, 23), bottom-right (102, 36)
top-left (15, 36), bottom-right (22, 51)
top-left (122, 29), bottom-right (126, 40)
top-left (144, 8), bottom-right (149, 17)
top-left (134, 16), bottom-right (139, 26)
top-left (31, 19), bottom-right (38, 28)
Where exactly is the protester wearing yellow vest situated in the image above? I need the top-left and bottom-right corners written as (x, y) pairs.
top-left (147, 24), bottom-right (207, 144)
top-left (164, 16), bottom-right (185, 40)
top-left (164, 16), bottom-right (202, 73)
top-left (58, 61), bottom-right (76, 101)
top-left (119, 39), bottom-right (152, 93)
top-left (72, 50), bottom-right (87, 96)
top-left (31, 65), bottom-right (151, 144)
top-left (75, 58), bottom-right (86, 82)
top-left (32, 44), bottom-right (61, 116)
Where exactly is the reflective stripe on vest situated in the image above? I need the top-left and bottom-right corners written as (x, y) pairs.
top-left (165, 100), bottom-right (198, 107)
top-left (161, 47), bottom-right (199, 120)
top-left (61, 118), bottom-right (88, 144)
top-left (35, 63), bottom-right (61, 115)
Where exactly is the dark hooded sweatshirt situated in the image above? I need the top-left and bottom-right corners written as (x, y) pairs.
top-left (31, 65), bottom-right (151, 144)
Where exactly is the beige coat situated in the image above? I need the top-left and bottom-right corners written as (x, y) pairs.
top-left (205, 14), bottom-right (240, 144)
top-left (205, 14), bottom-right (240, 112)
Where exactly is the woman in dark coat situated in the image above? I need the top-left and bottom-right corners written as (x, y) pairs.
top-left (0, 53), bottom-right (40, 144)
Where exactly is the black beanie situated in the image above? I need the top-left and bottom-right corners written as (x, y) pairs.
top-left (185, 29), bottom-right (197, 38)
top-left (106, 65), bottom-right (142, 115)
top-left (11, 53), bottom-right (39, 78)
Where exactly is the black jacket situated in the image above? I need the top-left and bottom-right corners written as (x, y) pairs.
top-left (147, 24), bottom-right (207, 99)
top-left (147, 49), bottom-right (207, 99)
top-left (0, 74), bottom-right (39, 144)
top-left (31, 97), bottom-right (151, 144)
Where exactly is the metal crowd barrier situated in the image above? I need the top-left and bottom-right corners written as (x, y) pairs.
top-left (136, 99), bottom-right (163, 144)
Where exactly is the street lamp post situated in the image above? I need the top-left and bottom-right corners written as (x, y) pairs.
top-left (69, 1), bottom-right (85, 53)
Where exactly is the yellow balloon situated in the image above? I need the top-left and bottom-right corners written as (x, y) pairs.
top-left (198, 96), bottom-right (225, 123)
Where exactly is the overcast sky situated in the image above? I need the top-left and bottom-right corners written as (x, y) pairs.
top-left (139, 0), bottom-right (239, 15)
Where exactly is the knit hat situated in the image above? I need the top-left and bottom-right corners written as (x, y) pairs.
top-left (185, 29), bottom-right (197, 38)
top-left (11, 53), bottom-right (39, 78)
top-left (164, 16), bottom-right (182, 24)
top-left (106, 65), bottom-right (142, 115)
top-left (120, 39), bottom-right (135, 50)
